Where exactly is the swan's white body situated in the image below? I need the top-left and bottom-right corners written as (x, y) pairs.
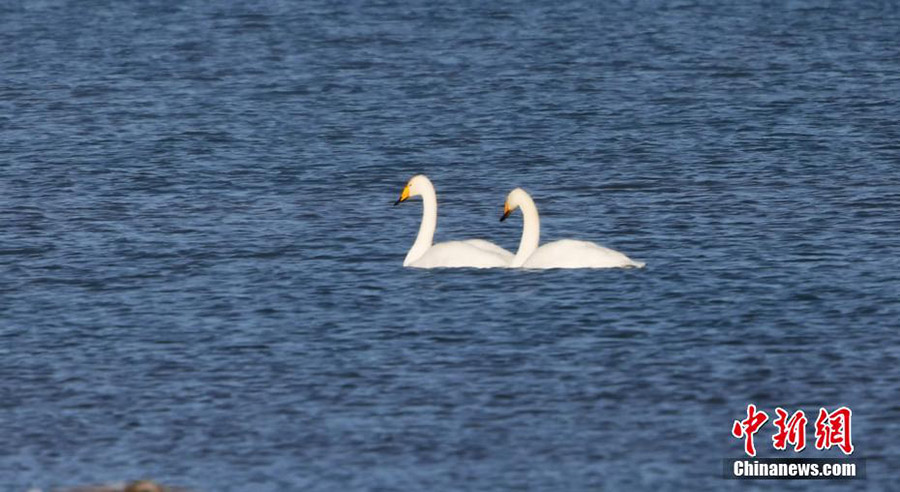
top-left (405, 239), bottom-right (512, 268)
top-left (397, 175), bottom-right (513, 268)
top-left (503, 188), bottom-right (645, 269)
top-left (516, 239), bottom-right (642, 269)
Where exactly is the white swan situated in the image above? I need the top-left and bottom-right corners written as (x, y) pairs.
top-left (395, 175), bottom-right (513, 268)
top-left (500, 188), bottom-right (645, 269)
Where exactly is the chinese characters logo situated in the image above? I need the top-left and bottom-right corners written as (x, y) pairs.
top-left (732, 405), bottom-right (853, 456)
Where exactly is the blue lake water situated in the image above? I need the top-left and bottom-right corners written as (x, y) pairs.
top-left (2, 1), bottom-right (899, 490)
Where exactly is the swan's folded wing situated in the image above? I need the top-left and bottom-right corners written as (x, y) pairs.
top-left (408, 241), bottom-right (510, 268)
top-left (461, 239), bottom-right (514, 261)
top-left (524, 239), bottom-right (644, 269)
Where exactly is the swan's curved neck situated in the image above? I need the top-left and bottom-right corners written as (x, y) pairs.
top-left (404, 182), bottom-right (437, 266)
top-left (511, 194), bottom-right (540, 267)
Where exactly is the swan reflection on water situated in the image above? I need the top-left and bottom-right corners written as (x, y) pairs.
top-left (31, 479), bottom-right (188, 492)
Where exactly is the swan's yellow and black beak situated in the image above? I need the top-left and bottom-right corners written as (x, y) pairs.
top-left (500, 202), bottom-right (511, 222)
top-left (394, 184), bottom-right (410, 206)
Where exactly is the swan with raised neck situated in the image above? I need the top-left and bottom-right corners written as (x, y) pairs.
top-left (395, 174), bottom-right (438, 266)
top-left (500, 188), bottom-right (540, 267)
top-left (500, 187), bottom-right (645, 269)
top-left (394, 175), bottom-right (513, 268)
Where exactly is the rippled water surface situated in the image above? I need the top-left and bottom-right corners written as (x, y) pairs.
top-left (2, 1), bottom-right (900, 490)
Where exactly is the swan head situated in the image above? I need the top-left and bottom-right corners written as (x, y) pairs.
top-left (394, 174), bottom-right (433, 205)
top-left (500, 188), bottom-right (530, 221)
